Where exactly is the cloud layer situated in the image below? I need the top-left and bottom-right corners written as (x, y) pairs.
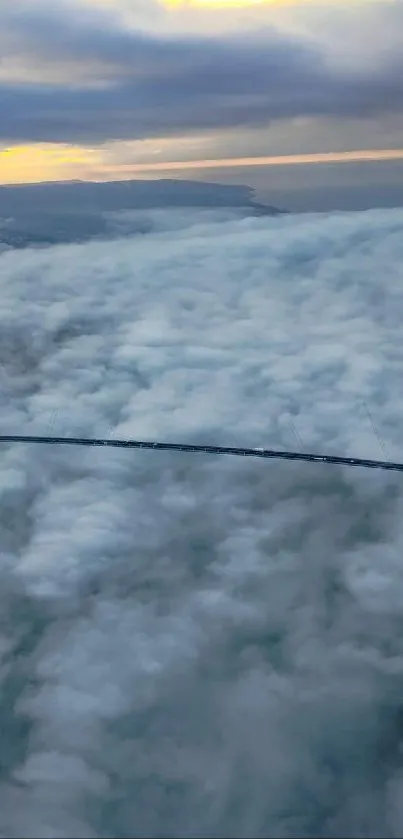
top-left (1, 0), bottom-right (403, 144)
top-left (2, 207), bottom-right (403, 836)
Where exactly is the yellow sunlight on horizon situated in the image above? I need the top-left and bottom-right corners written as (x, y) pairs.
top-left (167, 0), bottom-right (275, 6)
top-left (1, 144), bottom-right (403, 185)
top-left (0, 144), bottom-right (103, 185)
top-left (164, 0), bottom-right (356, 8)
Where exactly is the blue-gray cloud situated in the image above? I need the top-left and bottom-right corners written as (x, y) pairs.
top-left (2, 206), bottom-right (403, 836)
top-left (1, 0), bottom-right (403, 144)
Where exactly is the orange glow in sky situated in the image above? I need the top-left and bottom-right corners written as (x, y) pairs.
top-left (1, 145), bottom-right (403, 186)
top-left (104, 149), bottom-right (403, 174)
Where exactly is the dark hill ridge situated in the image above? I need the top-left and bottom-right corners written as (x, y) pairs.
top-left (0, 178), bottom-right (283, 214)
top-left (0, 178), bottom-right (285, 250)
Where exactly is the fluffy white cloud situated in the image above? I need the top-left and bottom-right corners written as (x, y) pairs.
top-left (1, 206), bottom-right (403, 836)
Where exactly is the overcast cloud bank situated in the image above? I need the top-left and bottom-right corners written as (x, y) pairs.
top-left (1, 0), bottom-right (403, 144)
top-left (1, 207), bottom-right (403, 837)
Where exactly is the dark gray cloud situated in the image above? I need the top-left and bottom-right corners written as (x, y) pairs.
top-left (1, 0), bottom-right (403, 144)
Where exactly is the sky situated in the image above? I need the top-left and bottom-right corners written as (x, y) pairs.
top-left (2, 205), bottom-right (403, 835)
top-left (0, 0), bottom-right (403, 205)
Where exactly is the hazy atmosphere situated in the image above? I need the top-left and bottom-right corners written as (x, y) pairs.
top-left (2, 1), bottom-right (403, 838)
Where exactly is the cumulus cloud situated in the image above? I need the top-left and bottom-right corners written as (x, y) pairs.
top-left (1, 0), bottom-right (403, 144)
top-left (2, 207), bottom-right (403, 836)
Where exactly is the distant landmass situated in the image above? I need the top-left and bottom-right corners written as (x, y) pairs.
top-left (0, 179), bottom-right (285, 250)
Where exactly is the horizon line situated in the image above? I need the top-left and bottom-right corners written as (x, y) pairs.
top-left (1, 148), bottom-right (403, 187)
top-left (94, 148), bottom-right (403, 175)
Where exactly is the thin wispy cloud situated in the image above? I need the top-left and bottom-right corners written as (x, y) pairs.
top-left (111, 149), bottom-right (403, 174)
